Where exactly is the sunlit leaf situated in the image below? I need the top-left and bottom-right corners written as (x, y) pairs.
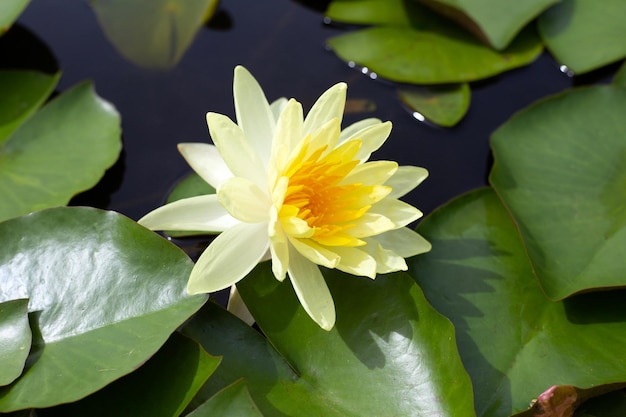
top-left (184, 266), bottom-right (476, 417)
top-left (187, 380), bottom-right (263, 417)
top-left (410, 188), bottom-right (626, 417)
top-left (417, 0), bottom-right (558, 49)
top-left (0, 0), bottom-right (30, 34)
top-left (398, 83), bottom-right (470, 126)
top-left (0, 75), bottom-right (121, 223)
top-left (326, 0), bottom-right (421, 26)
top-left (328, 25), bottom-right (542, 84)
top-left (90, 0), bottom-right (219, 69)
top-left (538, 0), bottom-right (626, 74)
top-left (40, 333), bottom-right (219, 417)
top-left (0, 207), bottom-right (207, 412)
top-left (490, 85), bottom-right (626, 300)
top-left (0, 299), bottom-right (31, 387)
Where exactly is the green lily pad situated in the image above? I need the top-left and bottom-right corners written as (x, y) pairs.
top-left (0, 207), bottom-right (207, 412)
top-left (184, 266), bottom-right (475, 416)
top-left (538, 0), bottom-right (626, 74)
top-left (90, 0), bottom-right (219, 69)
top-left (187, 380), bottom-right (263, 417)
top-left (417, 0), bottom-right (558, 50)
top-left (410, 187), bottom-right (626, 417)
top-left (326, 0), bottom-right (422, 26)
top-left (0, 74), bottom-right (121, 223)
top-left (0, 0), bottom-right (30, 34)
top-left (398, 83), bottom-right (470, 126)
top-left (0, 71), bottom-right (59, 146)
top-left (490, 85), bottom-right (626, 300)
top-left (614, 61), bottom-right (626, 87)
top-left (328, 25), bottom-right (543, 84)
top-left (41, 332), bottom-right (219, 417)
top-left (0, 299), bottom-right (31, 386)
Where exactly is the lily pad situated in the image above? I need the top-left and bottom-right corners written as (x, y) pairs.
top-left (398, 83), bottom-right (470, 126)
top-left (187, 380), bottom-right (263, 417)
top-left (328, 25), bottom-right (543, 84)
top-left (614, 61), bottom-right (626, 87)
top-left (0, 207), bottom-right (207, 411)
top-left (184, 265), bottom-right (476, 416)
top-left (410, 188), bottom-right (626, 417)
top-left (417, 0), bottom-right (559, 50)
top-left (40, 333), bottom-right (219, 417)
top-left (326, 0), bottom-right (422, 26)
top-left (90, 0), bottom-right (219, 69)
top-left (0, 0), bottom-right (30, 34)
top-left (490, 85), bottom-right (626, 300)
top-left (538, 0), bottom-right (626, 74)
top-left (0, 299), bottom-right (31, 386)
top-left (0, 75), bottom-right (121, 223)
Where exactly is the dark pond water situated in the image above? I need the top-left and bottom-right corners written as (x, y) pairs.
top-left (5, 0), bottom-right (612, 225)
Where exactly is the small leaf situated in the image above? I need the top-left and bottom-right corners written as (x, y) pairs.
top-left (0, 0), bottom-right (30, 34)
top-left (90, 0), bottom-right (219, 69)
top-left (0, 77), bottom-right (122, 223)
top-left (398, 83), bottom-right (470, 126)
top-left (0, 299), bottom-right (31, 386)
top-left (328, 25), bottom-right (543, 84)
top-left (490, 85), bottom-right (626, 299)
top-left (326, 0), bottom-right (421, 26)
top-left (538, 0), bottom-right (626, 74)
top-left (40, 333), bottom-right (220, 417)
top-left (0, 207), bottom-right (207, 412)
top-left (187, 380), bottom-right (263, 417)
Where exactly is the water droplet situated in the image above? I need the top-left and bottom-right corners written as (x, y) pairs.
top-left (559, 65), bottom-right (574, 77)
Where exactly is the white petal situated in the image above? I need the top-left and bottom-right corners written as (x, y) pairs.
top-left (218, 177), bottom-right (271, 223)
top-left (339, 118), bottom-right (381, 143)
top-left (349, 213), bottom-right (396, 238)
top-left (374, 227), bottom-right (432, 257)
top-left (177, 143), bottom-right (232, 189)
top-left (387, 166), bottom-right (429, 199)
top-left (187, 222), bottom-right (269, 294)
top-left (288, 246), bottom-right (335, 331)
top-left (138, 195), bottom-right (238, 232)
top-left (288, 237), bottom-right (340, 268)
top-left (234, 66), bottom-right (275, 164)
top-left (350, 121), bottom-right (392, 162)
top-left (333, 246), bottom-right (377, 278)
top-left (269, 210), bottom-right (289, 281)
top-left (303, 82), bottom-right (347, 136)
top-left (362, 238), bottom-right (408, 274)
top-left (227, 285), bottom-right (255, 326)
top-left (341, 160), bottom-right (398, 186)
top-left (206, 113), bottom-right (267, 190)
top-left (270, 97), bottom-right (288, 121)
top-left (273, 99), bottom-right (303, 165)
top-left (370, 199), bottom-right (423, 228)
top-left (308, 117), bottom-right (341, 159)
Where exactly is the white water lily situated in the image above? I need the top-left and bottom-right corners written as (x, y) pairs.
top-left (139, 66), bottom-right (431, 330)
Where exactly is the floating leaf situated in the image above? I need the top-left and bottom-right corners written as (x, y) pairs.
top-left (40, 333), bottom-right (219, 417)
top-left (614, 61), bottom-right (626, 87)
top-left (490, 85), bottom-right (626, 300)
top-left (411, 188), bottom-right (626, 417)
top-left (0, 74), bottom-right (121, 223)
top-left (417, 0), bottom-right (558, 49)
top-left (328, 25), bottom-right (542, 84)
top-left (90, 0), bottom-right (219, 69)
top-left (184, 266), bottom-right (476, 417)
top-left (187, 380), bottom-right (263, 417)
top-left (0, 299), bottom-right (31, 386)
top-left (0, 207), bottom-right (207, 411)
top-left (398, 83), bottom-right (470, 126)
top-left (538, 0), bottom-right (626, 74)
top-left (0, 0), bottom-right (30, 34)
top-left (326, 0), bottom-right (421, 26)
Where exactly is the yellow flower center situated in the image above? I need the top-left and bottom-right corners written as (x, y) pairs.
top-left (277, 137), bottom-right (388, 247)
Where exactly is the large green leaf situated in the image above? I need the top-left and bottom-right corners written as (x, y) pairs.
top-left (490, 85), bottom-right (626, 300)
top-left (89, 0), bottom-right (219, 69)
top-left (187, 380), bottom-right (263, 417)
top-left (0, 77), bottom-right (121, 223)
top-left (0, 0), bottom-right (30, 34)
top-left (417, 0), bottom-right (558, 50)
top-left (410, 188), bottom-right (626, 417)
top-left (0, 71), bottom-right (59, 146)
top-left (538, 0), bottom-right (626, 74)
top-left (398, 83), bottom-right (470, 127)
top-left (328, 25), bottom-right (542, 84)
top-left (0, 207), bottom-right (207, 411)
top-left (0, 299), bottom-right (31, 386)
top-left (185, 266), bottom-right (476, 416)
top-left (40, 333), bottom-right (219, 417)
